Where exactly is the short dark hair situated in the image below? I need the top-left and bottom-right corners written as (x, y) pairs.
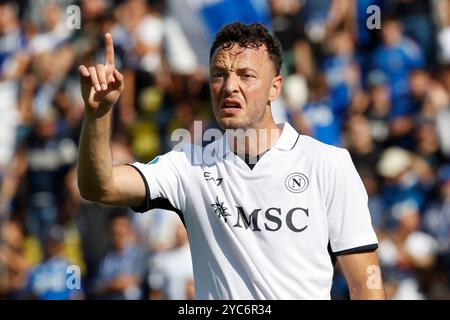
top-left (210, 22), bottom-right (283, 75)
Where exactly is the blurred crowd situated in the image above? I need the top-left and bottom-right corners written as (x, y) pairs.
top-left (0, 0), bottom-right (450, 300)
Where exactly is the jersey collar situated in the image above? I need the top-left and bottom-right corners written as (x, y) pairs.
top-left (273, 122), bottom-right (301, 151)
top-left (217, 122), bottom-right (300, 159)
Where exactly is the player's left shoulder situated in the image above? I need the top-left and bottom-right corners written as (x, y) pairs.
top-left (294, 135), bottom-right (349, 162)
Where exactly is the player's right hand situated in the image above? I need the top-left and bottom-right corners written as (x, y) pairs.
top-left (78, 33), bottom-right (124, 115)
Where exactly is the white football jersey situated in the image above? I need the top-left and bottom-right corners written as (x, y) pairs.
top-left (130, 123), bottom-right (378, 299)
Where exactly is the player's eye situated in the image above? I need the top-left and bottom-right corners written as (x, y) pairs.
top-left (241, 73), bottom-right (255, 79)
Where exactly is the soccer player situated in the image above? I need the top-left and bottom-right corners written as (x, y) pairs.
top-left (77, 23), bottom-right (385, 299)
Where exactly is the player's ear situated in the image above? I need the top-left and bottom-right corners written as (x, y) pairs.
top-left (269, 75), bottom-right (283, 102)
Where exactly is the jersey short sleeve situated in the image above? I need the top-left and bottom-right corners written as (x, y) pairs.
top-left (326, 149), bottom-right (378, 255)
top-left (128, 149), bottom-right (189, 215)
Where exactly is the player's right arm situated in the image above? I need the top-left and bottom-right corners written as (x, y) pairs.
top-left (77, 33), bottom-right (145, 207)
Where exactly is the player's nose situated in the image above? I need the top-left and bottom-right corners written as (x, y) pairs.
top-left (224, 73), bottom-right (239, 95)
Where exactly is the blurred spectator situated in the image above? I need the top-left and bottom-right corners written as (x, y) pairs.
top-left (345, 114), bottom-right (381, 174)
top-left (28, 2), bottom-right (72, 55)
top-left (391, 0), bottom-right (436, 66)
top-left (361, 168), bottom-right (386, 232)
top-left (414, 118), bottom-right (446, 169)
top-left (408, 69), bottom-right (430, 115)
top-left (133, 209), bottom-right (183, 253)
top-left (166, 0), bottom-right (210, 68)
top-left (0, 219), bottom-right (29, 299)
top-left (147, 220), bottom-right (193, 300)
top-left (301, 74), bottom-right (342, 146)
top-left (417, 81), bottom-right (450, 161)
top-left (270, 0), bottom-right (306, 53)
top-left (0, 1), bottom-right (28, 178)
top-left (301, 0), bottom-right (332, 44)
top-left (377, 147), bottom-right (430, 220)
top-left (127, 0), bottom-right (163, 74)
top-left (423, 166), bottom-right (450, 270)
top-left (94, 211), bottom-right (147, 300)
top-left (76, 203), bottom-right (121, 299)
top-left (420, 81), bottom-right (449, 120)
top-left (436, 0), bottom-right (450, 64)
top-left (283, 73), bottom-right (309, 134)
top-left (372, 16), bottom-right (425, 118)
top-left (270, 0), bottom-right (310, 77)
top-left (24, 0), bottom-right (74, 30)
top-left (378, 200), bottom-right (438, 299)
top-left (112, 0), bottom-right (164, 121)
top-left (25, 225), bottom-right (83, 300)
top-left (345, 114), bottom-right (385, 230)
top-left (436, 106), bottom-right (450, 159)
top-left (323, 29), bottom-right (360, 112)
top-left (0, 108), bottom-right (78, 243)
top-left (364, 70), bottom-right (391, 145)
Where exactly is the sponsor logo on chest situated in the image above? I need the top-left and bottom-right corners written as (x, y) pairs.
top-left (207, 172), bottom-right (311, 233)
top-left (211, 197), bottom-right (309, 233)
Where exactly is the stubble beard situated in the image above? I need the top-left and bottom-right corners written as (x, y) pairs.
top-left (215, 106), bottom-right (267, 131)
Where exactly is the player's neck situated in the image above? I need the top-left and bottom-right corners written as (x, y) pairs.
top-left (228, 121), bottom-right (282, 157)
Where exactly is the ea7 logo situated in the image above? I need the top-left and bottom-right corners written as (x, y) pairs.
top-left (204, 171), bottom-right (223, 186)
top-left (285, 173), bottom-right (309, 193)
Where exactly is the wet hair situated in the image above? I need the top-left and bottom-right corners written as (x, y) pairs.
top-left (210, 22), bottom-right (283, 75)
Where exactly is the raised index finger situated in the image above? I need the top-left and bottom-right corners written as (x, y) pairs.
top-left (104, 33), bottom-right (115, 66)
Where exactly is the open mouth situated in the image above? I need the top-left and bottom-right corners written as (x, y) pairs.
top-left (221, 99), bottom-right (242, 109)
